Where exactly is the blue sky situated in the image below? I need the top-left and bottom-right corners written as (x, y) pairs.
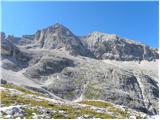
top-left (1, 1), bottom-right (159, 48)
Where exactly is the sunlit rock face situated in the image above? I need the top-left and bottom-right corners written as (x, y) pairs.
top-left (27, 23), bottom-right (94, 58)
top-left (80, 32), bottom-right (158, 61)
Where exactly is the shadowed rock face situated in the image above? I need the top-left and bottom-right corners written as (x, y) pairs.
top-left (1, 32), bottom-right (32, 70)
top-left (80, 32), bottom-right (158, 61)
top-left (24, 56), bottom-right (75, 80)
top-left (1, 24), bottom-right (159, 116)
top-left (18, 35), bottom-right (35, 46)
top-left (1, 32), bottom-right (6, 40)
top-left (1, 38), bottom-right (30, 61)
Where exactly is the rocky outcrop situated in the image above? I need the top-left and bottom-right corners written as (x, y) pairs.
top-left (1, 32), bottom-right (31, 69)
top-left (1, 32), bottom-right (6, 40)
top-left (18, 35), bottom-right (35, 46)
top-left (80, 32), bottom-right (158, 61)
top-left (24, 55), bottom-right (75, 80)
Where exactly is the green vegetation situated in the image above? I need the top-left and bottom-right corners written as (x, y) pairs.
top-left (108, 107), bottom-right (128, 118)
top-left (1, 84), bottom-right (16, 89)
top-left (1, 91), bottom-right (47, 106)
top-left (1, 85), bottom-right (137, 119)
top-left (79, 100), bottom-right (113, 108)
top-left (23, 108), bottom-right (40, 119)
top-left (1, 90), bottom-right (116, 119)
top-left (52, 112), bottom-right (65, 119)
top-left (84, 84), bottom-right (103, 99)
top-left (79, 108), bottom-right (113, 119)
top-left (1, 91), bottom-right (16, 106)
top-left (79, 100), bottom-right (130, 118)
top-left (64, 91), bottom-right (75, 100)
top-left (1, 84), bottom-right (44, 96)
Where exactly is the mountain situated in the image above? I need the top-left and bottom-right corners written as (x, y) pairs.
top-left (0, 23), bottom-right (159, 119)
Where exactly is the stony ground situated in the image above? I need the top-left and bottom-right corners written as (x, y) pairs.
top-left (0, 83), bottom-right (150, 119)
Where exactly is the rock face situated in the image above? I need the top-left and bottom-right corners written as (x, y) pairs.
top-left (80, 32), bottom-right (158, 61)
top-left (42, 57), bottom-right (159, 115)
top-left (18, 35), bottom-right (35, 46)
top-left (24, 23), bottom-right (94, 58)
top-left (1, 32), bottom-right (31, 70)
top-left (24, 56), bottom-right (75, 80)
top-left (1, 23), bottom-right (159, 116)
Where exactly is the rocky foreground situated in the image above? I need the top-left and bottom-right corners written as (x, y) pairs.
top-left (0, 83), bottom-right (152, 119)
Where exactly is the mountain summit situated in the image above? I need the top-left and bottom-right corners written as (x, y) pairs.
top-left (21, 23), bottom-right (94, 57)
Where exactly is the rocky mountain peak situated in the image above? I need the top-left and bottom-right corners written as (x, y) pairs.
top-left (30, 23), bottom-right (94, 57)
top-left (33, 23), bottom-right (75, 47)
top-left (40, 23), bottom-right (72, 36)
top-left (88, 32), bottom-right (118, 41)
top-left (53, 22), bottom-right (62, 27)
top-left (81, 32), bottom-right (119, 45)
top-left (53, 23), bottom-right (66, 29)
